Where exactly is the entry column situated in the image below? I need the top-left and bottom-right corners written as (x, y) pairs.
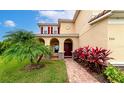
top-left (58, 39), bottom-right (64, 59)
top-left (44, 38), bottom-right (50, 46)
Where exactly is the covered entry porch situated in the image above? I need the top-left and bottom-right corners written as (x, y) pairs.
top-left (36, 34), bottom-right (79, 59)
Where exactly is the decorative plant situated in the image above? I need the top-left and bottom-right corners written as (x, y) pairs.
top-left (73, 48), bottom-right (84, 63)
top-left (104, 65), bottom-right (124, 83)
top-left (2, 29), bottom-right (52, 70)
top-left (73, 46), bottom-right (113, 73)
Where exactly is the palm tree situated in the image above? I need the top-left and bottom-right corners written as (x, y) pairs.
top-left (0, 40), bottom-right (10, 55)
top-left (2, 29), bottom-right (52, 67)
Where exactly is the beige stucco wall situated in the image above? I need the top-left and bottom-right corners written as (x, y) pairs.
top-left (108, 22), bottom-right (124, 61)
top-left (60, 23), bottom-right (76, 34)
top-left (75, 11), bottom-right (92, 35)
top-left (74, 10), bottom-right (108, 48)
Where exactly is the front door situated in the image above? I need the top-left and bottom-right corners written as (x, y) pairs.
top-left (64, 43), bottom-right (72, 57)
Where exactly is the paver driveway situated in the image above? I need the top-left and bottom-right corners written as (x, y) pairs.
top-left (65, 58), bottom-right (100, 83)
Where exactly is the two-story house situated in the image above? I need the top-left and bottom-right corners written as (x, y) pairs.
top-left (36, 10), bottom-right (124, 63)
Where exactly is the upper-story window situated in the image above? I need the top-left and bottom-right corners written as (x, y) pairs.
top-left (43, 26), bottom-right (48, 34)
top-left (41, 26), bottom-right (43, 34)
top-left (53, 26), bottom-right (58, 34)
top-left (40, 25), bottom-right (60, 35)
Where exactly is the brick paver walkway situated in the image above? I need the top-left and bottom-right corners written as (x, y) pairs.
top-left (65, 58), bottom-right (100, 83)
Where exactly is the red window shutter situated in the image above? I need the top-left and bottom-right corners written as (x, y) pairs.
top-left (51, 27), bottom-right (53, 34)
top-left (58, 27), bottom-right (60, 34)
top-left (48, 26), bottom-right (50, 34)
top-left (41, 26), bottom-right (43, 34)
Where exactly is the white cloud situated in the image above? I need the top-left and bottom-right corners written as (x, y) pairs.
top-left (38, 19), bottom-right (51, 23)
top-left (36, 10), bottom-right (75, 23)
top-left (4, 20), bottom-right (16, 27)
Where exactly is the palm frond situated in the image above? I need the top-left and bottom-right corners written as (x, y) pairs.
top-left (2, 29), bottom-right (52, 64)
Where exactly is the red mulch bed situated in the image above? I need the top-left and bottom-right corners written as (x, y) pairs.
top-left (21, 64), bottom-right (45, 72)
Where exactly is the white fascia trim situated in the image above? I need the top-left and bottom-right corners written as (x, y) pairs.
top-left (89, 11), bottom-right (112, 25)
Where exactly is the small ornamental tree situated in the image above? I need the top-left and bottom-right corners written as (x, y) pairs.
top-left (2, 29), bottom-right (52, 70)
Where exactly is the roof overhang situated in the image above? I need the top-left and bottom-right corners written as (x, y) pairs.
top-left (58, 19), bottom-right (73, 26)
top-left (88, 10), bottom-right (112, 25)
top-left (58, 10), bottom-right (80, 25)
top-left (35, 33), bottom-right (79, 38)
top-left (88, 10), bottom-right (124, 25)
top-left (72, 10), bottom-right (80, 22)
top-left (37, 23), bottom-right (58, 27)
top-left (58, 19), bottom-right (73, 23)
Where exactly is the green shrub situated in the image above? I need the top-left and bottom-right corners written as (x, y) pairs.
top-left (104, 65), bottom-right (124, 83)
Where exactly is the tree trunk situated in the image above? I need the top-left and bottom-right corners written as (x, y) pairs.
top-left (37, 55), bottom-right (43, 64)
top-left (30, 57), bottom-right (34, 64)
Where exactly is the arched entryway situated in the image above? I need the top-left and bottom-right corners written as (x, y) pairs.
top-left (50, 38), bottom-right (59, 53)
top-left (64, 39), bottom-right (73, 57)
top-left (39, 38), bottom-right (45, 44)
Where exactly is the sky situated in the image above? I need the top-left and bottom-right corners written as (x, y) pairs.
top-left (0, 10), bottom-right (75, 41)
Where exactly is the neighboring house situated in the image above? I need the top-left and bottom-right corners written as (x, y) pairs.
top-left (36, 10), bottom-right (124, 62)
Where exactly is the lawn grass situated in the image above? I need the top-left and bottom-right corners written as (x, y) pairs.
top-left (0, 59), bottom-right (68, 83)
